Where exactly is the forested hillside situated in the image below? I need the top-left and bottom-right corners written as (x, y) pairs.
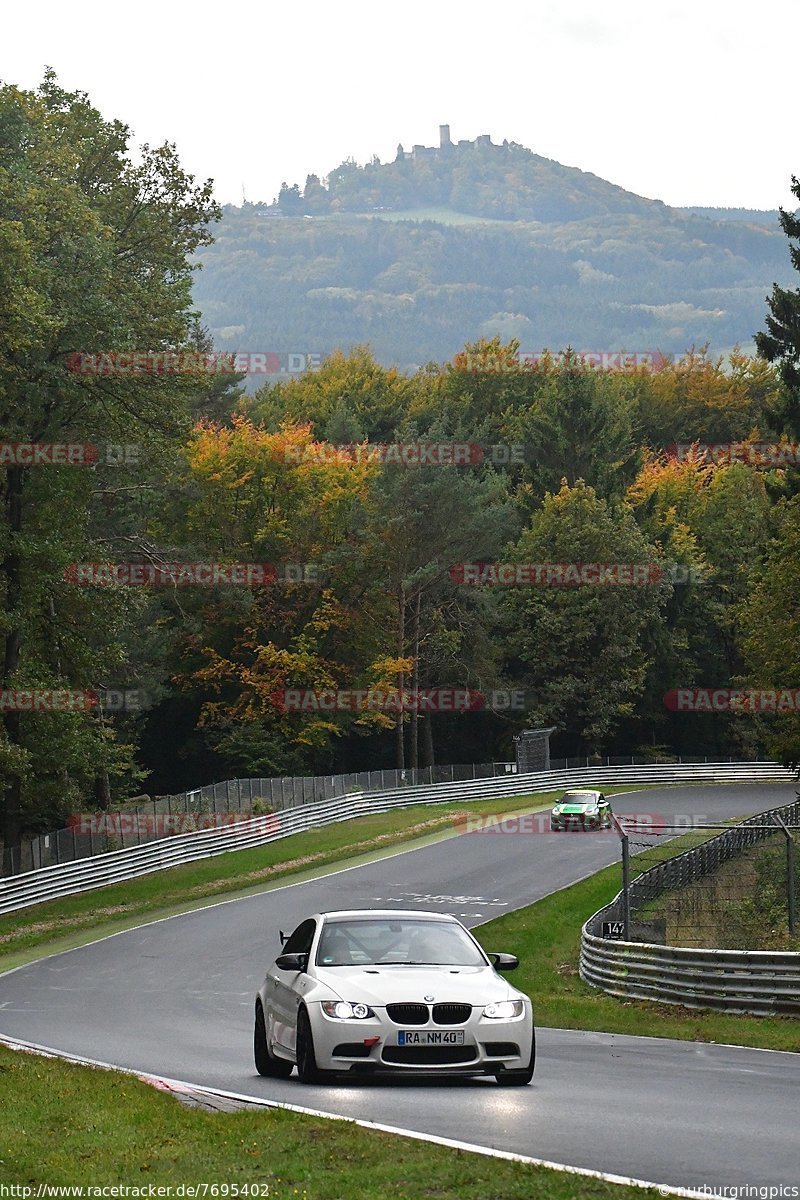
top-left (193, 139), bottom-right (793, 371)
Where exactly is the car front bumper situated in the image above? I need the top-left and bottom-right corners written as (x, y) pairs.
top-left (551, 812), bottom-right (602, 830)
top-left (308, 1004), bottom-right (534, 1075)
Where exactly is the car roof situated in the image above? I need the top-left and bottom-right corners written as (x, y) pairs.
top-left (317, 909), bottom-right (459, 922)
top-left (562, 790), bottom-right (601, 798)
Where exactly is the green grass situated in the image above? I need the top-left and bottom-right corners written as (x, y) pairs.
top-left (353, 207), bottom-right (513, 226)
top-left (0, 1043), bottom-right (661, 1198)
top-left (0, 792), bottom-right (567, 968)
top-left (473, 832), bottom-right (800, 1052)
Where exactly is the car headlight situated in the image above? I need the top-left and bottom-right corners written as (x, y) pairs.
top-left (320, 1001), bottom-right (375, 1020)
top-left (483, 1000), bottom-right (525, 1020)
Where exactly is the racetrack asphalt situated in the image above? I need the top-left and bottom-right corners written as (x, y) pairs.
top-left (1, 783), bottom-right (797, 1193)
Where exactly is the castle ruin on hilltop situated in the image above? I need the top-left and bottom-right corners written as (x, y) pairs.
top-left (395, 125), bottom-right (504, 162)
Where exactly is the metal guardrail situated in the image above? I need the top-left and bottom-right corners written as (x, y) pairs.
top-left (580, 941), bottom-right (800, 1015)
top-left (3, 755), bottom-right (780, 877)
top-left (0, 761), bottom-right (794, 917)
top-left (2, 760), bottom-right (520, 877)
top-left (580, 797), bottom-right (800, 1015)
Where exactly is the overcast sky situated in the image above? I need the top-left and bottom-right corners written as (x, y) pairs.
top-left (3, 0), bottom-right (796, 211)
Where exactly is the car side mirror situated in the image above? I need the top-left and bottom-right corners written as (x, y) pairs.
top-left (279, 929), bottom-right (289, 946)
top-left (275, 952), bottom-right (308, 972)
top-left (489, 952), bottom-right (519, 971)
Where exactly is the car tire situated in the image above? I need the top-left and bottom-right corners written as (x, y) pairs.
top-left (495, 1029), bottom-right (535, 1086)
top-left (295, 1006), bottom-right (330, 1084)
top-left (254, 1002), bottom-right (293, 1078)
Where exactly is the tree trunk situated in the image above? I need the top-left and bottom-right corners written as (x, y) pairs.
top-left (2, 464), bottom-right (25, 861)
top-left (395, 584), bottom-right (405, 770)
top-left (422, 712), bottom-right (435, 768)
top-left (409, 591), bottom-right (421, 770)
top-left (93, 771), bottom-right (112, 810)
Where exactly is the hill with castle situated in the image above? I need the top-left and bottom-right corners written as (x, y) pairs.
top-left (192, 127), bottom-right (793, 373)
top-left (269, 124), bottom-right (672, 223)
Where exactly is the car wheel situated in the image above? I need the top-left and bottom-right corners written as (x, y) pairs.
top-left (295, 1006), bottom-right (329, 1084)
top-left (254, 1002), bottom-right (293, 1078)
top-left (495, 1029), bottom-right (535, 1086)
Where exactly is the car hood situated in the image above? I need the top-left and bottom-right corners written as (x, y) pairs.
top-left (311, 964), bottom-right (520, 1006)
top-left (553, 802), bottom-right (596, 813)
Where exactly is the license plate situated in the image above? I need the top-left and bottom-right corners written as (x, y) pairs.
top-left (398, 1030), bottom-right (465, 1045)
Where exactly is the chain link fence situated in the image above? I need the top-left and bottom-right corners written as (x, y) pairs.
top-left (589, 797), bottom-right (800, 948)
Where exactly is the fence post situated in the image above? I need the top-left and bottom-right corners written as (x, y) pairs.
top-left (611, 814), bottom-right (630, 939)
top-left (787, 837), bottom-right (795, 937)
top-left (622, 833), bottom-right (631, 939)
top-left (775, 816), bottom-right (796, 935)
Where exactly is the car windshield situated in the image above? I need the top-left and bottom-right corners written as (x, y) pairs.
top-left (315, 918), bottom-right (488, 967)
top-left (561, 794), bottom-right (596, 805)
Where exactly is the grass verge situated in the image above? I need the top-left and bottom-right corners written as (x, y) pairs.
top-left (473, 828), bottom-right (800, 1052)
top-left (0, 1043), bottom-right (663, 1198)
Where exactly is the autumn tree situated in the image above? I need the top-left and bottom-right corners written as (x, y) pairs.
top-left (634, 349), bottom-right (778, 449)
top-left (245, 347), bottom-right (414, 443)
top-left (167, 419), bottom-right (387, 775)
top-left (0, 73), bottom-right (219, 859)
top-left (627, 454), bottom-right (772, 755)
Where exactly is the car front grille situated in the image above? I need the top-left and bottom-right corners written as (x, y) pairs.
top-left (382, 1045), bottom-right (477, 1065)
top-left (386, 1003), bottom-right (429, 1025)
top-left (432, 1003), bottom-right (471, 1025)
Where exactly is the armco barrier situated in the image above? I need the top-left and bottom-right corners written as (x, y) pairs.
top-left (2, 759), bottom-right (520, 877)
top-left (0, 761), bottom-right (794, 917)
top-left (580, 797), bottom-right (800, 1015)
top-left (580, 940), bottom-right (800, 1015)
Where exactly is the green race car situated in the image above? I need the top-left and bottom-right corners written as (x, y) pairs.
top-left (550, 789), bottom-right (612, 831)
